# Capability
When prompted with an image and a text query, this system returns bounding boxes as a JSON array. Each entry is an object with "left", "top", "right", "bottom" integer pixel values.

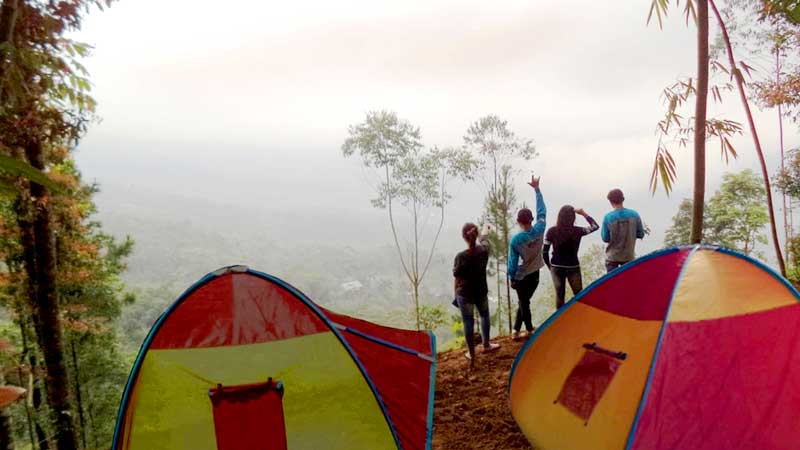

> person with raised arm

[
  {"left": 543, "top": 206, "right": 599, "bottom": 309},
  {"left": 508, "top": 175, "right": 546, "bottom": 340},
  {"left": 453, "top": 222, "right": 500, "bottom": 366}
]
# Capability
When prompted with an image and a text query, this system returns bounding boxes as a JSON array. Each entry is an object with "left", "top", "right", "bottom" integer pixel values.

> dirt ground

[{"left": 432, "top": 336, "right": 534, "bottom": 450}]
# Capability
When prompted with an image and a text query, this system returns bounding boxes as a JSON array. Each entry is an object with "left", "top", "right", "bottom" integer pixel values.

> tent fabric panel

[
  {"left": 509, "top": 302, "right": 661, "bottom": 450},
  {"left": 322, "top": 308, "right": 433, "bottom": 357},
  {"left": 150, "top": 273, "right": 328, "bottom": 349},
  {"left": 579, "top": 248, "right": 690, "bottom": 321},
  {"left": 338, "top": 326, "right": 434, "bottom": 450},
  {"left": 209, "top": 381, "right": 287, "bottom": 450},
  {"left": 630, "top": 303, "right": 800, "bottom": 450},
  {"left": 122, "top": 333, "right": 398, "bottom": 450},
  {"left": 667, "top": 250, "right": 800, "bottom": 322}
]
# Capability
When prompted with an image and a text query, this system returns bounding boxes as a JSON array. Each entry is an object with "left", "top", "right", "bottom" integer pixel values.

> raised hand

[
  {"left": 527, "top": 174, "right": 541, "bottom": 189},
  {"left": 575, "top": 208, "right": 587, "bottom": 216}
]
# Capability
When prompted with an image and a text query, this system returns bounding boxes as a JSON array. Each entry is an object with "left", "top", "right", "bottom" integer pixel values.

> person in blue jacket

[
  {"left": 601, "top": 188, "right": 645, "bottom": 272},
  {"left": 508, "top": 175, "right": 546, "bottom": 340}
]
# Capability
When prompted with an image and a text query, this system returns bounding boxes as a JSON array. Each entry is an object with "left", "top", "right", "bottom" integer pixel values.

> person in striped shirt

[{"left": 543, "top": 206, "right": 599, "bottom": 309}]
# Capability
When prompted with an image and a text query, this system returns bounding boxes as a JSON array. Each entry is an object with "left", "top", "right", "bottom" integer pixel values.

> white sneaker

[{"left": 481, "top": 343, "right": 501, "bottom": 353}]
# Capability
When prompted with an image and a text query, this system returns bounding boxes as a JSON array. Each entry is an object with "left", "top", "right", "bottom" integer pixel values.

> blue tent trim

[
  {"left": 110, "top": 265, "right": 428, "bottom": 450},
  {"left": 426, "top": 330, "right": 437, "bottom": 450}
]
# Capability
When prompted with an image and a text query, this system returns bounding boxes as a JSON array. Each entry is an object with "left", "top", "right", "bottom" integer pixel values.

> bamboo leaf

[{"left": 0, "top": 155, "right": 64, "bottom": 193}]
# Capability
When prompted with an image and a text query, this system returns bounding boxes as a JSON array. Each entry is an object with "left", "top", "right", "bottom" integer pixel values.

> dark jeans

[
  {"left": 512, "top": 271, "right": 539, "bottom": 332},
  {"left": 550, "top": 266, "right": 583, "bottom": 309},
  {"left": 456, "top": 295, "right": 491, "bottom": 357},
  {"left": 605, "top": 260, "right": 630, "bottom": 273}
]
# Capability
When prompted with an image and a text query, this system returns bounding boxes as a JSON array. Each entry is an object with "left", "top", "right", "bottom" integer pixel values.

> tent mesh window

[
  {"left": 555, "top": 343, "right": 625, "bottom": 424},
  {"left": 208, "top": 379, "right": 287, "bottom": 450}
]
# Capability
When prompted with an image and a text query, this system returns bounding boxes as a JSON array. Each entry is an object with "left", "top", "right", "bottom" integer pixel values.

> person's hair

[
  {"left": 607, "top": 188, "right": 625, "bottom": 205},
  {"left": 462, "top": 222, "right": 479, "bottom": 248},
  {"left": 556, "top": 205, "right": 576, "bottom": 229},
  {"left": 516, "top": 208, "right": 533, "bottom": 224},
  {"left": 549, "top": 205, "right": 577, "bottom": 245}
]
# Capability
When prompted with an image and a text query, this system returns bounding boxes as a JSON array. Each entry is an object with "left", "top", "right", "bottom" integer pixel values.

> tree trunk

[
  {"left": 0, "top": 373, "right": 14, "bottom": 450},
  {"left": 69, "top": 341, "right": 87, "bottom": 449},
  {"left": 18, "top": 208, "right": 50, "bottom": 450},
  {"left": 691, "top": 0, "right": 710, "bottom": 244},
  {"left": 21, "top": 141, "right": 79, "bottom": 450},
  {"left": 412, "top": 281, "right": 420, "bottom": 331},
  {"left": 501, "top": 217, "right": 512, "bottom": 335},
  {"left": 709, "top": 0, "right": 787, "bottom": 276},
  {"left": 0, "top": 411, "right": 12, "bottom": 450},
  {"left": 16, "top": 317, "right": 39, "bottom": 450}
]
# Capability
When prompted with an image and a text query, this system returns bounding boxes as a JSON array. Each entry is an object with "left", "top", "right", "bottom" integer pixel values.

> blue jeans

[
  {"left": 456, "top": 295, "right": 491, "bottom": 357},
  {"left": 550, "top": 266, "right": 583, "bottom": 309}
]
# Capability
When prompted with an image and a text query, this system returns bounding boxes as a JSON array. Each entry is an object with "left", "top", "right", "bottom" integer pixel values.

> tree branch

[{"left": 710, "top": 0, "right": 787, "bottom": 275}]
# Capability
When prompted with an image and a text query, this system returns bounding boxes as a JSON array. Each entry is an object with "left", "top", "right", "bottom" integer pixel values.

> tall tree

[
  {"left": 649, "top": 1, "right": 744, "bottom": 247},
  {"left": 463, "top": 115, "right": 535, "bottom": 334},
  {"left": 482, "top": 165, "right": 517, "bottom": 335},
  {"left": 709, "top": 0, "right": 787, "bottom": 274},
  {"left": 0, "top": 2, "right": 114, "bottom": 448},
  {"left": 342, "top": 111, "right": 477, "bottom": 329},
  {"left": 694, "top": 0, "right": 711, "bottom": 244}
]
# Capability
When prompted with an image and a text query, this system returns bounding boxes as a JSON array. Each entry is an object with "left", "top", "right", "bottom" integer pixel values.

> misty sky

[{"left": 72, "top": 0, "right": 800, "bottom": 263}]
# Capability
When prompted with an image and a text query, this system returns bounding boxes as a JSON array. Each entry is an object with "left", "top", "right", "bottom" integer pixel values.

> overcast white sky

[{"left": 72, "top": 0, "right": 800, "bottom": 261}]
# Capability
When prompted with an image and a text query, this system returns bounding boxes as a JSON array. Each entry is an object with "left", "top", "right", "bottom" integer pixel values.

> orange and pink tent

[{"left": 509, "top": 245, "right": 800, "bottom": 450}]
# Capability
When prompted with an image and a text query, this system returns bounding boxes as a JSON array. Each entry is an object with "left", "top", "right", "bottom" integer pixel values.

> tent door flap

[{"left": 208, "top": 378, "right": 287, "bottom": 450}]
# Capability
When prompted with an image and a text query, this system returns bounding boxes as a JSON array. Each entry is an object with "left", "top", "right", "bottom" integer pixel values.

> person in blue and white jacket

[
  {"left": 601, "top": 188, "right": 646, "bottom": 273},
  {"left": 508, "top": 175, "right": 546, "bottom": 340}
]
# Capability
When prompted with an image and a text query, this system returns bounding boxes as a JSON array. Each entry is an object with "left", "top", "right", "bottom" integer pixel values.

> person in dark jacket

[
  {"left": 454, "top": 222, "right": 500, "bottom": 364},
  {"left": 543, "top": 206, "right": 599, "bottom": 309}
]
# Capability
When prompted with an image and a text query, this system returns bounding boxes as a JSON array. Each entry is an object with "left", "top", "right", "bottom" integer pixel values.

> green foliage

[
  {"left": 0, "top": 161, "right": 134, "bottom": 448},
  {"left": 762, "top": 0, "right": 800, "bottom": 23},
  {"left": 341, "top": 110, "right": 422, "bottom": 169},
  {"left": 580, "top": 244, "right": 608, "bottom": 286},
  {"left": 416, "top": 304, "right": 449, "bottom": 332},
  {"left": 664, "top": 169, "right": 768, "bottom": 254},
  {"left": 776, "top": 148, "right": 800, "bottom": 197},
  {"left": 664, "top": 198, "right": 699, "bottom": 247}
]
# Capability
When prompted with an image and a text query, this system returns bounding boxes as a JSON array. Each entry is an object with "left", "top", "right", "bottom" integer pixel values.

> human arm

[
  {"left": 543, "top": 241, "right": 551, "bottom": 269},
  {"left": 507, "top": 239, "right": 519, "bottom": 282},
  {"left": 636, "top": 214, "right": 646, "bottom": 239},
  {"left": 528, "top": 175, "right": 547, "bottom": 236},
  {"left": 575, "top": 209, "right": 599, "bottom": 235},
  {"left": 601, "top": 215, "right": 610, "bottom": 243},
  {"left": 479, "top": 223, "right": 491, "bottom": 252}
]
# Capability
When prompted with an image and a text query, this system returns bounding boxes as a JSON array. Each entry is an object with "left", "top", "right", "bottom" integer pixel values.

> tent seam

[{"left": 623, "top": 244, "right": 699, "bottom": 450}]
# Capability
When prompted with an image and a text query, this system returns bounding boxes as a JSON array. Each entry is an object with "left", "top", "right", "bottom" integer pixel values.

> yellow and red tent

[
  {"left": 112, "top": 266, "right": 436, "bottom": 450},
  {"left": 509, "top": 245, "right": 800, "bottom": 450}
]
